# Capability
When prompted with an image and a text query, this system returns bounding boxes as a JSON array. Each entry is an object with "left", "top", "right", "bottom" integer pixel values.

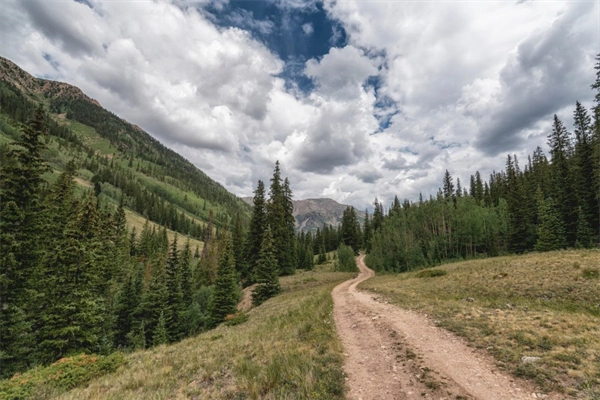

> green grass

[
  {"left": 360, "top": 249, "right": 600, "bottom": 396},
  {"left": 67, "top": 120, "right": 113, "bottom": 155},
  {"left": 0, "top": 353, "right": 125, "bottom": 400},
  {"left": 39, "top": 268, "right": 354, "bottom": 400}
]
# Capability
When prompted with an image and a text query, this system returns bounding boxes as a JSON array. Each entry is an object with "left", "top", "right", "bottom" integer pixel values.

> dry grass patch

[
  {"left": 360, "top": 250, "right": 600, "bottom": 397},
  {"left": 124, "top": 208, "right": 204, "bottom": 252},
  {"left": 52, "top": 270, "right": 354, "bottom": 400}
]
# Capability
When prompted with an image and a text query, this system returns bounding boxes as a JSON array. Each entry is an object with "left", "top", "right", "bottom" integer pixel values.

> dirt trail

[{"left": 332, "top": 255, "right": 558, "bottom": 400}]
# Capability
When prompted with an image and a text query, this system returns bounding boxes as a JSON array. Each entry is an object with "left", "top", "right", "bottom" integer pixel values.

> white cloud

[
  {"left": 302, "top": 22, "right": 314, "bottom": 35},
  {"left": 0, "top": 0, "right": 596, "bottom": 211},
  {"left": 305, "top": 45, "right": 378, "bottom": 99}
]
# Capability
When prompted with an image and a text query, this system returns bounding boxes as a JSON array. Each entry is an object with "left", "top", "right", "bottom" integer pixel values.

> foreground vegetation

[
  {"left": 0, "top": 267, "right": 354, "bottom": 400},
  {"left": 361, "top": 249, "right": 600, "bottom": 398}
]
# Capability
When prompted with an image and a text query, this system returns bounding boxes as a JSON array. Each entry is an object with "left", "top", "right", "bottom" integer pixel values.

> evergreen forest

[{"left": 364, "top": 56, "right": 600, "bottom": 272}]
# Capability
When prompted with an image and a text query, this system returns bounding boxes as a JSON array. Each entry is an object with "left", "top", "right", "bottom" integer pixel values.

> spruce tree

[
  {"left": 153, "top": 310, "right": 169, "bottom": 346},
  {"left": 267, "top": 162, "right": 296, "bottom": 275},
  {"left": 244, "top": 180, "right": 267, "bottom": 282},
  {"left": 547, "top": 115, "right": 577, "bottom": 247},
  {"left": 209, "top": 234, "right": 239, "bottom": 325},
  {"left": 34, "top": 193, "right": 105, "bottom": 364},
  {"left": 252, "top": 227, "right": 281, "bottom": 306},
  {"left": 113, "top": 274, "right": 138, "bottom": 348},
  {"left": 138, "top": 261, "right": 168, "bottom": 346},
  {"left": 363, "top": 210, "right": 372, "bottom": 252},
  {"left": 180, "top": 238, "right": 193, "bottom": 307},
  {"left": 572, "top": 102, "right": 597, "bottom": 246},
  {"left": 165, "top": 234, "right": 184, "bottom": 341},
  {"left": 443, "top": 170, "right": 455, "bottom": 202},
  {"left": 535, "top": 190, "right": 566, "bottom": 252},
  {"left": 575, "top": 206, "right": 595, "bottom": 248},
  {"left": 341, "top": 206, "right": 360, "bottom": 254}
]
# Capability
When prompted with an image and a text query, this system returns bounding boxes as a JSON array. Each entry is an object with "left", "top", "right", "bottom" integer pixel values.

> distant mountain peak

[
  {"left": 242, "top": 196, "right": 364, "bottom": 233},
  {"left": 0, "top": 57, "right": 102, "bottom": 107}
]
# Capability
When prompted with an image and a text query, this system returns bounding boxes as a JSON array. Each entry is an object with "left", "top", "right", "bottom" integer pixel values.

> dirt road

[{"left": 332, "top": 255, "right": 556, "bottom": 400}]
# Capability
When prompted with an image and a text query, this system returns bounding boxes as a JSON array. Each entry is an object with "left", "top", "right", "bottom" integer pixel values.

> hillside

[
  {"left": 0, "top": 266, "right": 355, "bottom": 400},
  {"left": 0, "top": 56, "right": 251, "bottom": 237},
  {"left": 243, "top": 197, "right": 366, "bottom": 232}
]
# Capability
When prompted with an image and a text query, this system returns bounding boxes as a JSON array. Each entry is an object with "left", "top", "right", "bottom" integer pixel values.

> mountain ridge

[
  {"left": 242, "top": 196, "right": 366, "bottom": 232},
  {"left": 0, "top": 56, "right": 251, "bottom": 232}
]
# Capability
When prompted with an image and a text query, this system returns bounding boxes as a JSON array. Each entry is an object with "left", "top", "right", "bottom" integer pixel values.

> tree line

[{"left": 365, "top": 56, "right": 600, "bottom": 272}]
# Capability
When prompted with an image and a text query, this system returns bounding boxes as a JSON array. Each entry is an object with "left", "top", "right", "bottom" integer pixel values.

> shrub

[{"left": 334, "top": 244, "right": 357, "bottom": 272}]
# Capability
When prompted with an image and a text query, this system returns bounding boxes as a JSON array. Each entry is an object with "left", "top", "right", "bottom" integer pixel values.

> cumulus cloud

[
  {"left": 305, "top": 45, "right": 378, "bottom": 99},
  {"left": 0, "top": 0, "right": 596, "bottom": 210},
  {"left": 473, "top": 1, "right": 596, "bottom": 155}
]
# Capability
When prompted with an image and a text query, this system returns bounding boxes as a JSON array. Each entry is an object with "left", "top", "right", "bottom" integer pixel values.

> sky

[{"left": 1, "top": 0, "right": 598, "bottom": 210}]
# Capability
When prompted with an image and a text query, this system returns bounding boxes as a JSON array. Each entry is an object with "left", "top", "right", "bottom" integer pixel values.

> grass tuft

[{"left": 581, "top": 267, "right": 599, "bottom": 280}]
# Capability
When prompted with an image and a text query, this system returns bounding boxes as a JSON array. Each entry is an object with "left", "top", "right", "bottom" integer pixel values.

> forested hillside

[
  {"left": 0, "top": 57, "right": 260, "bottom": 378},
  {"left": 364, "top": 56, "right": 600, "bottom": 272},
  {"left": 0, "top": 56, "right": 251, "bottom": 235},
  {"left": 0, "top": 56, "right": 312, "bottom": 380}
]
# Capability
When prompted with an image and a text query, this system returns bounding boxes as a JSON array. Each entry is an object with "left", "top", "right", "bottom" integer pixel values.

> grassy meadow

[
  {"left": 360, "top": 249, "right": 600, "bottom": 398},
  {"left": 0, "top": 266, "right": 355, "bottom": 400}
]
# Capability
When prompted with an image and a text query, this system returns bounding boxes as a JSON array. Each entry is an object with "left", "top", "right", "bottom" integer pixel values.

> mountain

[
  {"left": 242, "top": 197, "right": 366, "bottom": 232},
  {"left": 0, "top": 57, "right": 251, "bottom": 239}
]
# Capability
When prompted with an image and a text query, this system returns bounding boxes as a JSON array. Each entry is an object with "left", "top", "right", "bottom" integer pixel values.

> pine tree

[
  {"left": 547, "top": 115, "right": 577, "bottom": 246},
  {"left": 138, "top": 261, "right": 168, "bottom": 346},
  {"left": 535, "top": 189, "right": 566, "bottom": 252},
  {"left": 209, "top": 235, "right": 239, "bottom": 326},
  {"left": 244, "top": 181, "right": 267, "bottom": 282},
  {"left": 180, "top": 238, "right": 193, "bottom": 307},
  {"left": 267, "top": 162, "right": 296, "bottom": 275},
  {"left": 113, "top": 274, "right": 139, "bottom": 348},
  {"left": 363, "top": 210, "right": 372, "bottom": 252},
  {"left": 231, "top": 212, "right": 246, "bottom": 276},
  {"left": 252, "top": 227, "right": 281, "bottom": 306},
  {"left": 575, "top": 206, "right": 595, "bottom": 248},
  {"left": 572, "top": 102, "right": 597, "bottom": 246},
  {"left": 341, "top": 206, "right": 360, "bottom": 254},
  {"left": 443, "top": 170, "right": 455, "bottom": 202},
  {"left": 282, "top": 178, "right": 297, "bottom": 271},
  {"left": 303, "top": 241, "right": 314, "bottom": 270},
  {"left": 372, "top": 198, "right": 384, "bottom": 232},
  {"left": 153, "top": 310, "right": 169, "bottom": 346},
  {"left": 165, "top": 234, "right": 184, "bottom": 342},
  {"left": 34, "top": 193, "right": 106, "bottom": 364}
]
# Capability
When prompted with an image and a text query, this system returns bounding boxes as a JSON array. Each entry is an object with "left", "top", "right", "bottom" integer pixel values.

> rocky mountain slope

[{"left": 243, "top": 197, "right": 366, "bottom": 232}]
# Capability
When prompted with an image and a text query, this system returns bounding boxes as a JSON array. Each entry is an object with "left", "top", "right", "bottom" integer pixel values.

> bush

[{"left": 334, "top": 244, "right": 357, "bottom": 272}]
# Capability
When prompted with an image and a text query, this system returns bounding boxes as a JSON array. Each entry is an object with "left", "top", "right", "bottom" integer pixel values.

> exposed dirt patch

[
  {"left": 332, "top": 255, "right": 562, "bottom": 400},
  {"left": 237, "top": 284, "right": 256, "bottom": 312}
]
